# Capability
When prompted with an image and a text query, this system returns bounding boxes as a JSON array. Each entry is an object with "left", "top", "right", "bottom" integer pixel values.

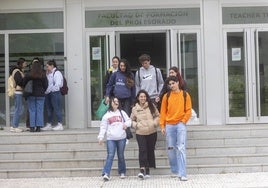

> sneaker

[
  {"left": 120, "top": 173, "right": 126, "bottom": 179},
  {"left": 170, "top": 173, "right": 178, "bottom": 178},
  {"left": 138, "top": 172, "right": 144, "bottom": 179},
  {"left": 41, "top": 123, "right": 52, "bottom": 131},
  {"left": 52, "top": 123, "right": 64, "bottom": 131},
  {"left": 10, "top": 127, "right": 23, "bottom": 133},
  {"left": 180, "top": 176, "right": 188, "bottom": 181},
  {"left": 144, "top": 174, "right": 150, "bottom": 179},
  {"left": 126, "top": 139, "right": 129, "bottom": 145},
  {"left": 103, "top": 174, "right": 110, "bottom": 181},
  {"left": 10, "top": 127, "right": 15, "bottom": 132}
]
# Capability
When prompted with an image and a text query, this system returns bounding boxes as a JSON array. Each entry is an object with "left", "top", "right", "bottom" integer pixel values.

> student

[
  {"left": 158, "top": 66, "right": 186, "bottom": 110},
  {"left": 10, "top": 58, "right": 27, "bottom": 133},
  {"left": 103, "top": 56, "right": 120, "bottom": 96},
  {"left": 97, "top": 97, "right": 131, "bottom": 181},
  {"left": 135, "top": 54, "right": 164, "bottom": 106},
  {"left": 23, "top": 61, "right": 48, "bottom": 132},
  {"left": 159, "top": 76, "right": 192, "bottom": 181},
  {"left": 42, "top": 60, "right": 64, "bottom": 131},
  {"left": 130, "top": 90, "right": 159, "bottom": 179},
  {"left": 105, "top": 59, "right": 135, "bottom": 116}
]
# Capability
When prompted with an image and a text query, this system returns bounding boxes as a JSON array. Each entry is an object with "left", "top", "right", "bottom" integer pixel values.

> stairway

[{"left": 0, "top": 125, "right": 268, "bottom": 178}]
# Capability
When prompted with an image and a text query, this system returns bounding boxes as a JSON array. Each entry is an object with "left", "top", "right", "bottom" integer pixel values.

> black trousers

[{"left": 136, "top": 132, "right": 157, "bottom": 168}]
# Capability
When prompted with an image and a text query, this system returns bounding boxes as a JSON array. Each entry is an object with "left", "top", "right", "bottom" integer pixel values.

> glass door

[
  {"left": 224, "top": 29, "right": 268, "bottom": 123},
  {"left": 0, "top": 34, "right": 5, "bottom": 126},
  {"left": 86, "top": 32, "right": 115, "bottom": 126},
  {"left": 176, "top": 31, "right": 201, "bottom": 124}
]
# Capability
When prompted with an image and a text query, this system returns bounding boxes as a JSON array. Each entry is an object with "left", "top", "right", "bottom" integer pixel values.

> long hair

[
  {"left": 169, "top": 66, "right": 185, "bottom": 90},
  {"left": 29, "top": 61, "right": 44, "bottom": 78},
  {"left": 107, "top": 97, "right": 121, "bottom": 112},
  {"left": 134, "top": 89, "right": 156, "bottom": 115},
  {"left": 119, "top": 59, "right": 133, "bottom": 79}
]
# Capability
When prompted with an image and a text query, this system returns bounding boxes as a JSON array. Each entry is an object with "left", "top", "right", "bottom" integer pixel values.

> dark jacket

[
  {"left": 106, "top": 71, "right": 135, "bottom": 100},
  {"left": 23, "top": 74, "right": 48, "bottom": 97}
]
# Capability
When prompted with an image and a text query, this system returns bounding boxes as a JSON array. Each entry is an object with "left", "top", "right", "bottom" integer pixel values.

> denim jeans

[
  {"left": 12, "top": 93, "right": 23, "bottom": 128},
  {"left": 165, "top": 122, "right": 187, "bottom": 177},
  {"left": 45, "top": 91, "right": 62, "bottom": 123},
  {"left": 102, "top": 138, "right": 126, "bottom": 176},
  {"left": 27, "top": 96, "right": 45, "bottom": 127}
]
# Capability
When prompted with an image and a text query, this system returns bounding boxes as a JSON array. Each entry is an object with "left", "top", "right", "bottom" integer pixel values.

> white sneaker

[
  {"left": 41, "top": 123, "right": 52, "bottom": 131},
  {"left": 138, "top": 172, "right": 144, "bottom": 179},
  {"left": 52, "top": 123, "right": 64, "bottom": 131},
  {"left": 171, "top": 173, "right": 178, "bottom": 178},
  {"left": 10, "top": 127, "right": 23, "bottom": 133},
  {"left": 180, "top": 176, "right": 188, "bottom": 181},
  {"left": 120, "top": 173, "right": 126, "bottom": 179},
  {"left": 145, "top": 174, "right": 150, "bottom": 179},
  {"left": 103, "top": 174, "right": 110, "bottom": 181}
]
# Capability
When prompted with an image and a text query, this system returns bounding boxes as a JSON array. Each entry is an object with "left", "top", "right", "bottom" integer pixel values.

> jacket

[
  {"left": 131, "top": 102, "right": 159, "bottom": 135},
  {"left": 106, "top": 71, "right": 135, "bottom": 99},
  {"left": 23, "top": 74, "right": 48, "bottom": 97}
]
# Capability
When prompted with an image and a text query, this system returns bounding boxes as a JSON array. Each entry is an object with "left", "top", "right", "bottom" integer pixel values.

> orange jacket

[{"left": 159, "top": 90, "right": 192, "bottom": 129}]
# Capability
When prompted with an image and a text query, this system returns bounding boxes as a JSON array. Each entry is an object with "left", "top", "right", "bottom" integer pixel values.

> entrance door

[
  {"left": 87, "top": 32, "right": 115, "bottom": 126},
  {"left": 224, "top": 29, "right": 268, "bottom": 123},
  {"left": 117, "top": 32, "right": 167, "bottom": 78}
]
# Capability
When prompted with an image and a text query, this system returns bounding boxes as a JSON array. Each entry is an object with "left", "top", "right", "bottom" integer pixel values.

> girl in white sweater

[{"left": 98, "top": 97, "right": 131, "bottom": 181}]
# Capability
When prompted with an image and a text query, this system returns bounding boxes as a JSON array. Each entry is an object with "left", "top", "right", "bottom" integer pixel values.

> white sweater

[{"left": 98, "top": 109, "right": 131, "bottom": 141}]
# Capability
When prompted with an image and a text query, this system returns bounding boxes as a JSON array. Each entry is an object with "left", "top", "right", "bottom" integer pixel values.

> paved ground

[{"left": 1, "top": 172, "right": 268, "bottom": 188}]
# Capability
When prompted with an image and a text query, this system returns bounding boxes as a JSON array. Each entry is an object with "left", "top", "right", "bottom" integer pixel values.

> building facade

[{"left": 1, "top": 0, "right": 268, "bottom": 129}]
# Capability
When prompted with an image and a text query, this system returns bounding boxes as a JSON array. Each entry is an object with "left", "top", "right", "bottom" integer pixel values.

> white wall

[
  {"left": 65, "top": 0, "right": 86, "bottom": 128},
  {"left": 202, "top": 0, "right": 225, "bottom": 125}
]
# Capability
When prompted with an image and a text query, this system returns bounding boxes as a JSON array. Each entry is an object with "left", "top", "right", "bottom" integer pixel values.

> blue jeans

[
  {"left": 12, "top": 93, "right": 23, "bottom": 127},
  {"left": 165, "top": 122, "right": 187, "bottom": 177},
  {"left": 45, "top": 91, "right": 62, "bottom": 123},
  {"left": 102, "top": 138, "right": 126, "bottom": 176},
  {"left": 27, "top": 96, "right": 45, "bottom": 127}
]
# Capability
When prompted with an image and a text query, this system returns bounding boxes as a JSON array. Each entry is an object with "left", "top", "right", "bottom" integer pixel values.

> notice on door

[
  {"left": 232, "top": 48, "right": 241, "bottom": 61},
  {"left": 92, "top": 47, "right": 101, "bottom": 60}
]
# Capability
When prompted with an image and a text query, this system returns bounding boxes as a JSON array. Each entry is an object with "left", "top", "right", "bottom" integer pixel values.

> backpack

[
  {"left": 53, "top": 69, "right": 68, "bottom": 95},
  {"left": 7, "top": 69, "right": 22, "bottom": 97}
]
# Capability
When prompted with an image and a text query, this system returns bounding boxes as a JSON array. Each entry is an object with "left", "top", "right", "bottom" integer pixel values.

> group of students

[
  {"left": 98, "top": 54, "right": 192, "bottom": 181},
  {"left": 10, "top": 58, "right": 64, "bottom": 133}
]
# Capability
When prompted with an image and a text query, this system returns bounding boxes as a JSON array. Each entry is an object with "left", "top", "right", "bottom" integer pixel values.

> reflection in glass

[
  {"left": 258, "top": 32, "right": 268, "bottom": 116},
  {"left": 9, "top": 33, "right": 64, "bottom": 126},
  {"left": 179, "top": 33, "right": 199, "bottom": 118},
  {"left": 0, "top": 12, "right": 63, "bottom": 30},
  {"left": 0, "top": 35, "right": 5, "bottom": 126},
  {"left": 227, "top": 32, "right": 246, "bottom": 117},
  {"left": 89, "top": 36, "right": 108, "bottom": 120}
]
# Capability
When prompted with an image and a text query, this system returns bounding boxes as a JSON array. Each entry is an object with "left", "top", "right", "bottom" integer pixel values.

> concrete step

[{"left": 1, "top": 163, "right": 268, "bottom": 179}]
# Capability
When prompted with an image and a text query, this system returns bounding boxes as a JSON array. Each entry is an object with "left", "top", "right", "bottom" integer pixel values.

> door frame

[
  {"left": 223, "top": 27, "right": 268, "bottom": 124},
  {"left": 86, "top": 31, "right": 115, "bottom": 127}
]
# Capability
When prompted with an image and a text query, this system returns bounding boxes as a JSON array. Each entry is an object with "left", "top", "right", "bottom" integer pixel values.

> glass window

[
  {"left": 9, "top": 33, "right": 65, "bottom": 126},
  {"left": 257, "top": 31, "right": 268, "bottom": 116},
  {"left": 0, "top": 12, "right": 63, "bottom": 30},
  {"left": 89, "top": 36, "right": 108, "bottom": 120},
  {"left": 0, "top": 35, "right": 5, "bottom": 126},
  {"left": 180, "top": 33, "right": 199, "bottom": 117},
  {"left": 227, "top": 32, "right": 246, "bottom": 117}
]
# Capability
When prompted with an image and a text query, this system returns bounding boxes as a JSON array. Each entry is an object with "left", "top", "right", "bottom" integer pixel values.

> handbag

[
  {"left": 95, "top": 99, "right": 109, "bottom": 119},
  {"left": 23, "top": 80, "right": 33, "bottom": 98},
  {"left": 119, "top": 110, "right": 133, "bottom": 139}
]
